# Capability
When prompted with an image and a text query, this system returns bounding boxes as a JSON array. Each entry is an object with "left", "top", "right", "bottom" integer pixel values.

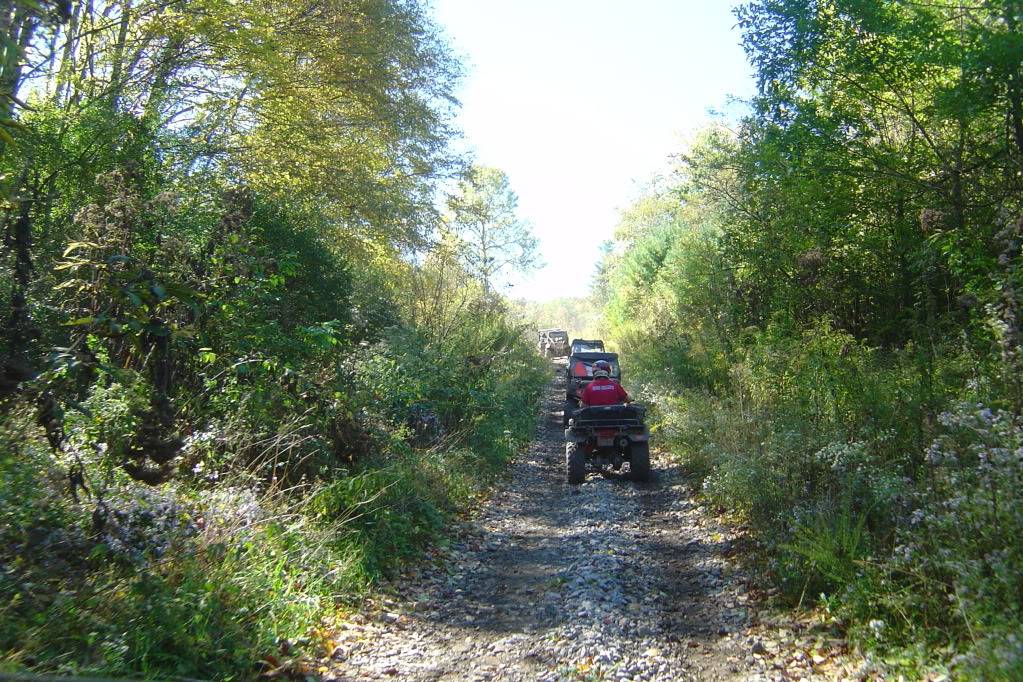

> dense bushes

[
  {"left": 0, "top": 1, "right": 548, "bottom": 678},
  {"left": 610, "top": 306, "right": 1021, "bottom": 674},
  {"left": 0, "top": 316, "right": 546, "bottom": 678},
  {"left": 0, "top": 164, "right": 548, "bottom": 675},
  {"left": 598, "top": 1, "right": 1023, "bottom": 672}
]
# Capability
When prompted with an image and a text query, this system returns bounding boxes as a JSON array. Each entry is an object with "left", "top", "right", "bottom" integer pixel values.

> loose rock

[{"left": 326, "top": 363, "right": 859, "bottom": 681}]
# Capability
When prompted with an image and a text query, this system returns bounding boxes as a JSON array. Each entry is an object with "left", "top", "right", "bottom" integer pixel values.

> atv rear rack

[{"left": 569, "top": 417, "right": 644, "bottom": 429}]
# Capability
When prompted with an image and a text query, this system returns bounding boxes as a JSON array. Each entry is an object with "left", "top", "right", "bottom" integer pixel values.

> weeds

[
  {"left": 624, "top": 319, "right": 1021, "bottom": 676},
  {"left": 0, "top": 329, "right": 546, "bottom": 679}
]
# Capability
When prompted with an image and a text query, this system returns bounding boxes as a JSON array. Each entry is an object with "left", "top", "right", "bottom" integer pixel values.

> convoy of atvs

[{"left": 542, "top": 335, "right": 651, "bottom": 484}]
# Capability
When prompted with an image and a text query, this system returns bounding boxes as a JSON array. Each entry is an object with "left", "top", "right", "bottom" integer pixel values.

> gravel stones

[{"left": 325, "top": 367, "right": 858, "bottom": 681}]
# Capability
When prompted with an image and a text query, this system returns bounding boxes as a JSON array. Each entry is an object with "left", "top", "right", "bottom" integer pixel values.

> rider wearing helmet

[{"left": 580, "top": 360, "right": 629, "bottom": 407}]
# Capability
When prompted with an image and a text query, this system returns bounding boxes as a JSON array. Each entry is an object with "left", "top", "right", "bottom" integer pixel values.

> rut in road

[{"left": 329, "top": 365, "right": 758, "bottom": 681}]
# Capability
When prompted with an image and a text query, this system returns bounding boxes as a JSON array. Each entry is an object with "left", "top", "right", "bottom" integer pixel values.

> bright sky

[{"left": 430, "top": 0, "right": 755, "bottom": 301}]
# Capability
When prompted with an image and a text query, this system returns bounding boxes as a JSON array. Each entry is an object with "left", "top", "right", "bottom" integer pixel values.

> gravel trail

[{"left": 326, "top": 366, "right": 841, "bottom": 681}]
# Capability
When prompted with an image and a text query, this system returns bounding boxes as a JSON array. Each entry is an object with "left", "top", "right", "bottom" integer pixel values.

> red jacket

[{"left": 580, "top": 377, "right": 629, "bottom": 406}]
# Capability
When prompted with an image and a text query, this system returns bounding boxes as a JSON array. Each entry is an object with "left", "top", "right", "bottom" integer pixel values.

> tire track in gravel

[{"left": 327, "top": 364, "right": 760, "bottom": 681}]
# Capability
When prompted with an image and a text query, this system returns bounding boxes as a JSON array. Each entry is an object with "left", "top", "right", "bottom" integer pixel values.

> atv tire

[
  {"left": 566, "top": 442, "right": 585, "bottom": 484},
  {"left": 629, "top": 442, "right": 651, "bottom": 482}
]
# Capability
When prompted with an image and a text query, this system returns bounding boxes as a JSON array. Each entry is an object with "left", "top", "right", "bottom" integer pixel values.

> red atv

[{"left": 564, "top": 403, "right": 650, "bottom": 483}]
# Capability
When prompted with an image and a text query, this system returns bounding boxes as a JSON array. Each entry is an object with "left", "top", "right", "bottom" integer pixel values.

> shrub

[
  {"left": 0, "top": 305, "right": 547, "bottom": 679},
  {"left": 634, "top": 323, "right": 1021, "bottom": 673},
  {"left": 846, "top": 403, "right": 1023, "bottom": 673}
]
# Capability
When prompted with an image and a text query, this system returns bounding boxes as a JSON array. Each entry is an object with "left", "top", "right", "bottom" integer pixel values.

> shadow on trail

[
  {"left": 398, "top": 448, "right": 723, "bottom": 640},
  {"left": 328, "top": 362, "right": 757, "bottom": 682}
]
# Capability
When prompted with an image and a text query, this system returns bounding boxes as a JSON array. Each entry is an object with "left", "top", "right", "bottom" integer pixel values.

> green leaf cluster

[
  {"left": 599, "top": 0, "right": 1023, "bottom": 674},
  {"left": 0, "top": 0, "right": 546, "bottom": 678}
]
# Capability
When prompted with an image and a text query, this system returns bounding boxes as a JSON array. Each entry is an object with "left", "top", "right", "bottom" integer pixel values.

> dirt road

[{"left": 326, "top": 367, "right": 833, "bottom": 681}]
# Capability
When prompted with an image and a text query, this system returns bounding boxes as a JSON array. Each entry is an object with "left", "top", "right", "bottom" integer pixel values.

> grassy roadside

[
  {"left": 0, "top": 349, "right": 549, "bottom": 680},
  {"left": 626, "top": 326, "right": 1023, "bottom": 680}
]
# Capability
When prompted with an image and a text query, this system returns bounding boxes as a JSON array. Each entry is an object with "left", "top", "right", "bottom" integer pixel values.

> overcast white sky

[{"left": 430, "top": 0, "right": 755, "bottom": 301}]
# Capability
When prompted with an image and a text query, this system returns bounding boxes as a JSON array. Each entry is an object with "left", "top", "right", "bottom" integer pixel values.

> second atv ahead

[
  {"left": 570, "top": 338, "right": 605, "bottom": 354},
  {"left": 565, "top": 403, "right": 650, "bottom": 483}
]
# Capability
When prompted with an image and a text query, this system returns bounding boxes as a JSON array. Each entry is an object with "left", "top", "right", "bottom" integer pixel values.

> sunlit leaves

[{"left": 443, "top": 166, "right": 539, "bottom": 293}]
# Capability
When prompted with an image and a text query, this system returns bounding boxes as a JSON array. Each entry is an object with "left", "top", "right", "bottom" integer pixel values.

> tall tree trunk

[
  {"left": 0, "top": 1, "right": 16, "bottom": 96},
  {"left": 5, "top": 171, "right": 35, "bottom": 351},
  {"left": 1003, "top": 3, "right": 1023, "bottom": 161},
  {"left": 108, "top": 0, "right": 132, "bottom": 111},
  {"left": 0, "top": 4, "right": 38, "bottom": 120},
  {"left": 79, "top": 0, "right": 95, "bottom": 101},
  {"left": 142, "top": 36, "right": 184, "bottom": 125},
  {"left": 55, "top": 0, "right": 83, "bottom": 106}
]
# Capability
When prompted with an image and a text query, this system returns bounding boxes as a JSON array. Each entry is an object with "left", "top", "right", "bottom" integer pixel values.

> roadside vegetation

[
  {"left": 5, "top": 0, "right": 1022, "bottom": 679},
  {"left": 0, "top": 1, "right": 544, "bottom": 678},
  {"left": 600, "top": 1, "right": 1023, "bottom": 677}
]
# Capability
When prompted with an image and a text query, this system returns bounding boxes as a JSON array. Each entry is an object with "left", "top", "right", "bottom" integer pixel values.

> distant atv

[
  {"left": 537, "top": 329, "right": 570, "bottom": 358},
  {"left": 570, "top": 338, "right": 605, "bottom": 354},
  {"left": 564, "top": 351, "right": 620, "bottom": 426},
  {"left": 565, "top": 403, "right": 650, "bottom": 483}
]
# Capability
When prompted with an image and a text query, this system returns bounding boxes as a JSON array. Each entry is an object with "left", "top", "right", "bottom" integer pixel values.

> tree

[
  {"left": 0, "top": 0, "right": 465, "bottom": 484},
  {"left": 444, "top": 166, "right": 539, "bottom": 294}
]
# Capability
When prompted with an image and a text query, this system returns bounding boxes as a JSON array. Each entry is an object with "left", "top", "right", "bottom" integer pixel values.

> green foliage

[
  {"left": 783, "top": 497, "right": 872, "bottom": 598},
  {"left": 0, "top": 0, "right": 547, "bottom": 678},
  {"left": 598, "top": 2, "right": 1023, "bottom": 671},
  {"left": 444, "top": 166, "right": 540, "bottom": 294},
  {"left": 0, "top": 477, "right": 340, "bottom": 678},
  {"left": 602, "top": 185, "right": 733, "bottom": 391},
  {"left": 508, "top": 296, "right": 604, "bottom": 342},
  {"left": 0, "top": 321, "right": 545, "bottom": 677}
]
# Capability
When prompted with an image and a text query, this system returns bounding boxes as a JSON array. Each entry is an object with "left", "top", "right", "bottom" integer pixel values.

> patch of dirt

[{"left": 324, "top": 365, "right": 859, "bottom": 681}]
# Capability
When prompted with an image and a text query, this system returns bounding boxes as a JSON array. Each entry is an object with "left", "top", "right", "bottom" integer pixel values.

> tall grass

[
  {"left": 627, "top": 321, "right": 1022, "bottom": 677},
  {"left": 0, "top": 345, "right": 547, "bottom": 679}
]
